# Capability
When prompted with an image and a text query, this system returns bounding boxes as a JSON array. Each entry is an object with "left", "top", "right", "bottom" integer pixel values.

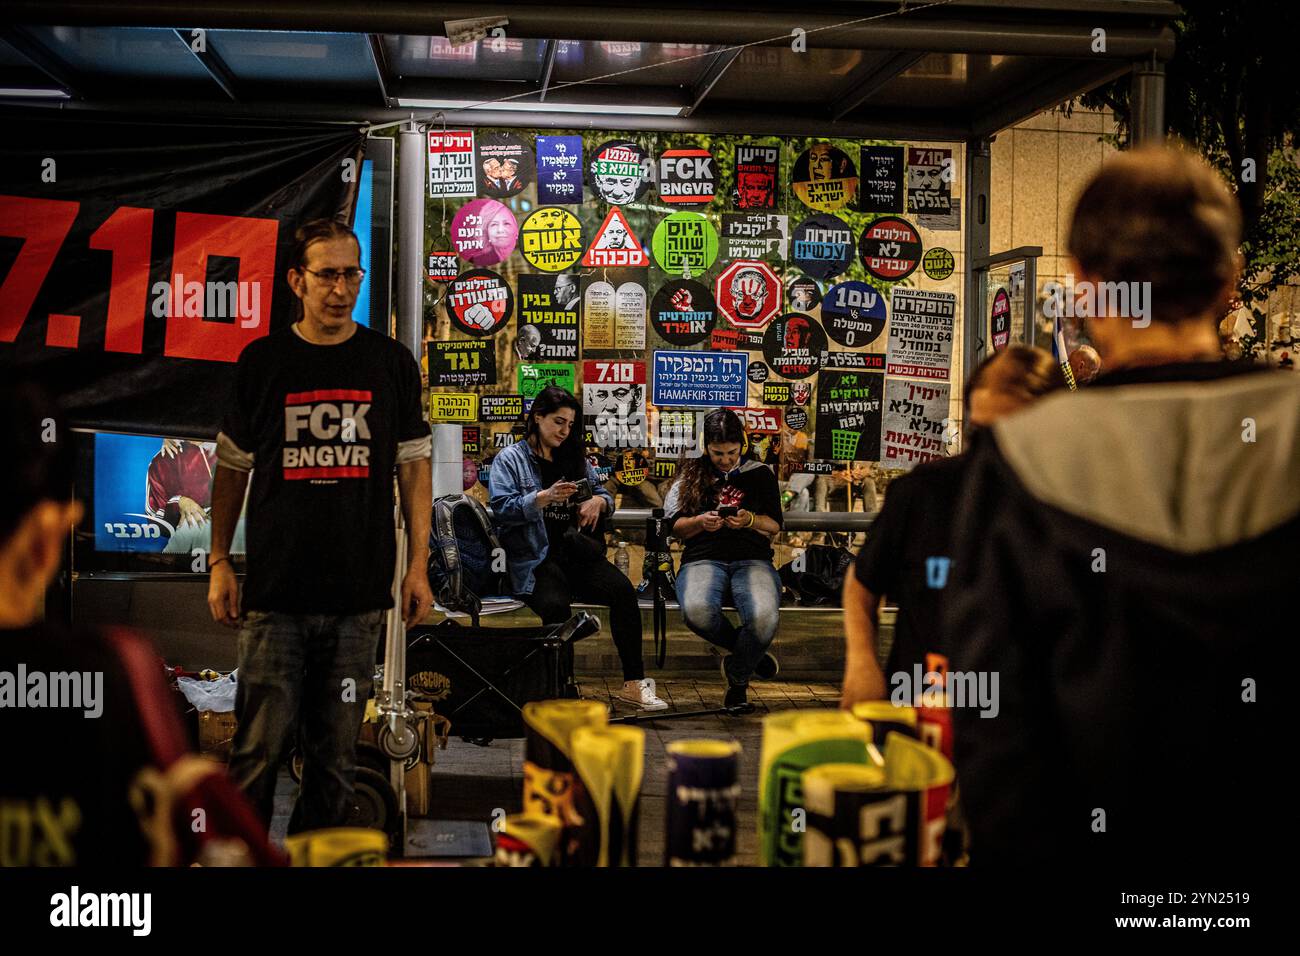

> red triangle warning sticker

[{"left": 582, "top": 207, "right": 649, "bottom": 268}]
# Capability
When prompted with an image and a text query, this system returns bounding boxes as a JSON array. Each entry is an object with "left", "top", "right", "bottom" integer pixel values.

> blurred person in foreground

[
  {"left": 944, "top": 147, "right": 1293, "bottom": 868},
  {"left": 840, "top": 346, "right": 1066, "bottom": 708},
  {"left": 0, "top": 379, "right": 280, "bottom": 866}
]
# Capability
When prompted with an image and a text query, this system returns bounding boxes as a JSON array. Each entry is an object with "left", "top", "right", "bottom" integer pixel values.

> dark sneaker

[
  {"left": 753, "top": 652, "right": 780, "bottom": 681},
  {"left": 721, "top": 652, "right": 780, "bottom": 684},
  {"left": 724, "top": 682, "right": 753, "bottom": 712}
]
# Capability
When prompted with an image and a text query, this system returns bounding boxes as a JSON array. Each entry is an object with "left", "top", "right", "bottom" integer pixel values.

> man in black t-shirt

[
  {"left": 208, "top": 219, "right": 432, "bottom": 830},
  {"left": 841, "top": 347, "right": 1065, "bottom": 709}
]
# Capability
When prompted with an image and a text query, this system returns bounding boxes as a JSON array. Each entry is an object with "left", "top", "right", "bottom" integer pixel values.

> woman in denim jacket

[{"left": 489, "top": 386, "right": 666, "bottom": 711}]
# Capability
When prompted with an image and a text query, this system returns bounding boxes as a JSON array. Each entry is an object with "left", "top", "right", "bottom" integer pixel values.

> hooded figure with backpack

[{"left": 488, "top": 386, "right": 667, "bottom": 711}]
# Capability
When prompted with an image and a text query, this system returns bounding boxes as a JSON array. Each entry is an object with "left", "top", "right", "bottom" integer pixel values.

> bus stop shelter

[
  {"left": 0, "top": 0, "right": 1181, "bottom": 854},
  {"left": 3, "top": 0, "right": 1178, "bottom": 374}
]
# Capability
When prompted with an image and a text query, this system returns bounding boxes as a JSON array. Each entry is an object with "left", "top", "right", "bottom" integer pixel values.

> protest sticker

[
  {"left": 785, "top": 406, "right": 808, "bottom": 431},
  {"left": 887, "top": 289, "right": 956, "bottom": 380},
  {"left": 517, "top": 274, "right": 580, "bottom": 362},
  {"left": 518, "top": 363, "right": 575, "bottom": 401},
  {"left": 481, "top": 394, "right": 525, "bottom": 423},
  {"left": 991, "top": 287, "right": 1011, "bottom": 352},
  {"left": 652, "top": 459, "right": 678, "bottom": 480},
  {"left": 792, "top": 143, "right": 858, "bottom": 212},
  {"left": 763, "top": 381, "right": 792, "bottom": 405},
  {"left": 792, "top": 215, "right": 853, "bottom": 281},
  {"left": 583, "top": 279, "right": 616, "bottom": 350},
  {"left": 730, "top": 406, "right": 782, "bottom": 434},
  {"left": 881, "top": 379, "right": 951, "bottom": 470},
  {"left": 427, "top": 340, "right": 497, "bottom": 388},
  {"left": 582, "top": 278, "right": 646, "bottom": 351},
  {"left": 907, "top": 147, "right": 956, "bottom": 229},
  {"left": 452, "top": 199, "right": 517, "bottom": 267},
  {"left": 652, "top": 212, "right": 719, "bottom": 279},
  {"left": 821, "top": 280, "right": 887, "bottom": 348},
  {"left": 732, "top": 143, "right": 779, "bottom": 209},
  {"left": 820, "top": 351, "right": 885, "bottom": 371},
  {"left": 588, "top": 139, "right": 653, "bottom": 205},
  {"left": 462, "top": 426, "right": 481, "bottom": 456},
  {"left": 859, "top": 145, "right": 905, "bottom": 213},
  {"left": 446, "top": 269, "right": 513, "bottom": 337},
  {"left": 653, "top": 409, "right": 700, "bottom": 455},
  {"left": 748, "top": 362, "right": 770, "bottom": 384},
  {"left": 652, "top": 350, "right": 748, "bottom": 407},
  {"left": 587, "top": 452, "right": 614, "bottom": 483},
  {"left": 859, "top": 216, "right": 922, "bottom": 282},
  {"left": 786, "top": 274, "right": 823, "bottom": 313},
  {"left": 614, "top": 448, "right": 650, "bottom": 485},
  {"left": 428, "top": 252, "right": 459, "bottom": 283},
  {"left": 790, "top": 381, "right": 812, "bottom": 406},
  {"left": 651, "top": 280, "right": 716, "bottom": 346},
  {"left": 476, "top": 131, "right": 533, "bottom": 199},
  {"left": 715, "top": 260, "right": 781, "bottom": 331},
  {"left": 658, "top": 147, "right": 718, "bottom": 207},
  {"left": 428, "top": 129, "right": 475, "bottom": 198},
  {"left": 583, "top": 207, "right": 649, "bottom": 267},
  {"left": 616, "top": 280, "right": 647, "bottom": 350},
  {"left": 536, "top": 135, "right": 584, "bottom": 204},
  {"left": 711, "top": 328, "right": 742, "bottom": 351},
  {"left": 584, "top": 361, "right": 647, "bottom": 448},
  {"left": 430, "top": 392, "right": 479, "bottom": 423},
  {"left": 763, "top": 313, "right": 827, "bottom": 380},
  {"left": 923, "top": 247, "right": 955, "bottom": 281},
  {"left": 721, "top": 213, "right": 788, "bottom": 262},
  {"left": 519, "top": 207, "right": 583, "bottom": 272},
  {"left": 814, "top": 370, "right": 884, "bottom": 462},
  {"left": 793, "top": 459, "right": 834, "bottom": 475}
]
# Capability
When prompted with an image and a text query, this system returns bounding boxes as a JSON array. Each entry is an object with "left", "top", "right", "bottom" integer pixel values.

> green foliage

[{"left": 1077, "top": 0, "right": 1300, "bottom": 326}]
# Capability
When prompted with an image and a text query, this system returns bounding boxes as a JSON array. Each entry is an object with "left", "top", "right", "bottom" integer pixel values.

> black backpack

[
  {"left": 778, "top": 541, "right": 854, "bottom": 607},
  {"left": 427, "top": 494, "right": 507, "bottom": 625}
]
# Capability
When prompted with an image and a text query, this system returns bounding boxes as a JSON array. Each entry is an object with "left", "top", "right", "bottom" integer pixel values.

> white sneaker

[{"left": 617, "top": 678, "right": 668, "bottom": 711}]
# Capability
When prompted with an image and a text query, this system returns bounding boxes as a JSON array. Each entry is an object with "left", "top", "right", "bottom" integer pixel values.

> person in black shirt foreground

[
  {"left": 840, "top": 346, "right": 1066, "bottom": 707},
  {"left": 208, "top": 218, "right": 433, "bottom": 830},
  {"left": 665, "top": 409, "right": 784, "bottom": 711},
  {"left": 945, "top": 147, "right": 1291, "bottom": 868},
  {"left": 0, "top": 379, "right": 280, "bottom": 866}
]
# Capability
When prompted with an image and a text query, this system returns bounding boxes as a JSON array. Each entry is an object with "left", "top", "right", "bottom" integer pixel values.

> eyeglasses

[{"left": 303, "top": 267, "right": 366, "bottom": 286}]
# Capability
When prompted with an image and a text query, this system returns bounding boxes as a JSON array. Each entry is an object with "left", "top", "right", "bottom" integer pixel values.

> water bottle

[{"left": 615, "top": 541, "right": 630, "bottom": 579}]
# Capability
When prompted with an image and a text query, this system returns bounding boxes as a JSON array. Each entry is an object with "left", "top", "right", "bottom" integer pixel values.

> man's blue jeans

[
  {"left": 228, "top": 609, "right": 383, "bottom": 832},
  {"left": 676, "top": 559, "right": 782, "bottom": 685}
]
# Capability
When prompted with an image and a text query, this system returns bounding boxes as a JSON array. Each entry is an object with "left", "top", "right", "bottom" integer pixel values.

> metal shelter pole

[
  {"left": 377, "top": 120, "right": 428, "bottom": 849},
  {"left": 1130, "top": 58, "right": 1167, "bottom": 146},
  {"left": 962, "top": 136, "right": 993, "bottom": 435}
]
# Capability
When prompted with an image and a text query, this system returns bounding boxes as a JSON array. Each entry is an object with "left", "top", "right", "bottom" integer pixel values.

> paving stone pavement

[
  {"left": 270, "top": 675, "right": 843, "bottom": 865},
  {"left": 423, "top": 675, "right": 842, "bottom": 866}
]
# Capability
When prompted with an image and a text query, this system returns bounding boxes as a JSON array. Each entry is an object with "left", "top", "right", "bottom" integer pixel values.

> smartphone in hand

[{"left": 717, "top": 505, "right": 738, "bottom": 518}]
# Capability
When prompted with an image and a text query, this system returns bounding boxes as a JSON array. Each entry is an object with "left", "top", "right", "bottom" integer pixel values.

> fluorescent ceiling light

[
  {"left": 0, "top": 88, "right": 70, "bottom": 99},
  {"left": 396, "top": 97, "right": 684, "bottom": 117}
]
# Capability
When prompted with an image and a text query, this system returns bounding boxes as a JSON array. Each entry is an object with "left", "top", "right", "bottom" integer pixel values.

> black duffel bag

[{"left": 778, "top": 542, "right": 854, "bottom": 607}]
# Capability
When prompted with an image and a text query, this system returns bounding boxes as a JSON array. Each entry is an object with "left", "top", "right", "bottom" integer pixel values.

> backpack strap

[{"left": 430, "top": 495, "right": 464, "bottom": 608}]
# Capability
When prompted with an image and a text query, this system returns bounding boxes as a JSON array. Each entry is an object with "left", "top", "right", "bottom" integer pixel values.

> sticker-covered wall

[{"left": 420, "top": 130, "right": 966, "bottom": 496}]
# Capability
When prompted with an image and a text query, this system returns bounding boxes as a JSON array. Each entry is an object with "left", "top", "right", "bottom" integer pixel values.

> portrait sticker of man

[
  {"left": 476, "top": 132, "right": 533, "bottom": 199},
  {"left": 792, "top": 142, "right": 859, "bottom": 212},
  {"left": 587, "top": 140, "right": 652, "bottom": 206}
]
